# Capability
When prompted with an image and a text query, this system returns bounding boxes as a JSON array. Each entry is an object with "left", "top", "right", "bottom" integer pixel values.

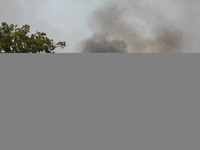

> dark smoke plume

[
  {"left": 81, "top": 33, "right": 127, "bottom": 53},
  {"left": 80, "top": 0, "right": 199, "bottom": 53}
]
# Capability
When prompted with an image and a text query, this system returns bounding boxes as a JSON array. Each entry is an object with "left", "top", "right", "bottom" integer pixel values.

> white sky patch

[{"left": 0, "top": 0, "right": 101, "bottom": 52}]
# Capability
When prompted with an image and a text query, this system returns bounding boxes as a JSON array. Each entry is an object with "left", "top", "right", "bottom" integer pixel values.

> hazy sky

[
  {"left": 1, "top": 0, "right": 200, "bottom": 53},
  {"left": 1, "top": 0, "right": 101, "bottom": 53}
]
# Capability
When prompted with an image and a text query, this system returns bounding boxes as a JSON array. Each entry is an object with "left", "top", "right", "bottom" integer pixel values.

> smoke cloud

[
  {"left": 80, "top": 0, "right": 200, "bottom": 53},
  {"left": 1, "top": 0, "right": 200, "bottom": 53},
  {"left": 81, "top": 33, "right": 127, "bottom": 53}
]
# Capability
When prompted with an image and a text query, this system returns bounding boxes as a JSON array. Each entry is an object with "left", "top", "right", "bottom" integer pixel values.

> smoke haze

[
  {"left": 1, "top": 0, "right": 200, "bottom": 53},
  {"left": 80, "top": 0, "right": 200, "bottom": 53}
]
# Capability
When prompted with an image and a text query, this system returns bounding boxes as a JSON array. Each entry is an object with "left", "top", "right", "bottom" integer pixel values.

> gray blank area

[{"left": 0, "top": 54, "right": 199, "bottom": 150}]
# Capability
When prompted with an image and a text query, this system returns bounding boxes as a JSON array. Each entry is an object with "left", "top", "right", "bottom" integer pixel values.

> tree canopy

[{"left": 0, "top": 22, "right": 66, "bottom": 53}]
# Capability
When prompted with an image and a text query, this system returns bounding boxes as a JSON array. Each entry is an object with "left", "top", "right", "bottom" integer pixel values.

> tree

[{"left": 0, "top": 22, "right": 66, "bottom": 53}]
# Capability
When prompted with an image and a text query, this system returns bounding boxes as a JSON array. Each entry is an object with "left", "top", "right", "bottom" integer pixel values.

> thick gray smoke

[
  {"left": 80, "top": 0, "right": 200, "bottom": 53},
  {"left": 81, "top": 33, "right": 127, "bottom": 53}
]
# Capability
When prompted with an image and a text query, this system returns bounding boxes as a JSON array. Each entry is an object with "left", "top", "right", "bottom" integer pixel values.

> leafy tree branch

[{"left": 0, "top": 22, "right": 66, "bottom": 53}]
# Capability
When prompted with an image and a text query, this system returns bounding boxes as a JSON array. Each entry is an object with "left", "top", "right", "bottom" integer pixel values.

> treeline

[{"left": 0, "top": 22, "right": 66, "bottom": 53}]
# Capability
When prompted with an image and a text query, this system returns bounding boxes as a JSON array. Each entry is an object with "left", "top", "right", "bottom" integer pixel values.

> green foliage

[{"left": 0, "top": 22, "right": 66, "bottom": 53}]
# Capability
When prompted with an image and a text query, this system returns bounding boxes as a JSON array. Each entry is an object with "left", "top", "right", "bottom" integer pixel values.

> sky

[
  {"left": 0, "top": 0, "right": 101, "bottom": 53},
  {"left": 1, "top": 0, "right": 200, "bottom": 53}
]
